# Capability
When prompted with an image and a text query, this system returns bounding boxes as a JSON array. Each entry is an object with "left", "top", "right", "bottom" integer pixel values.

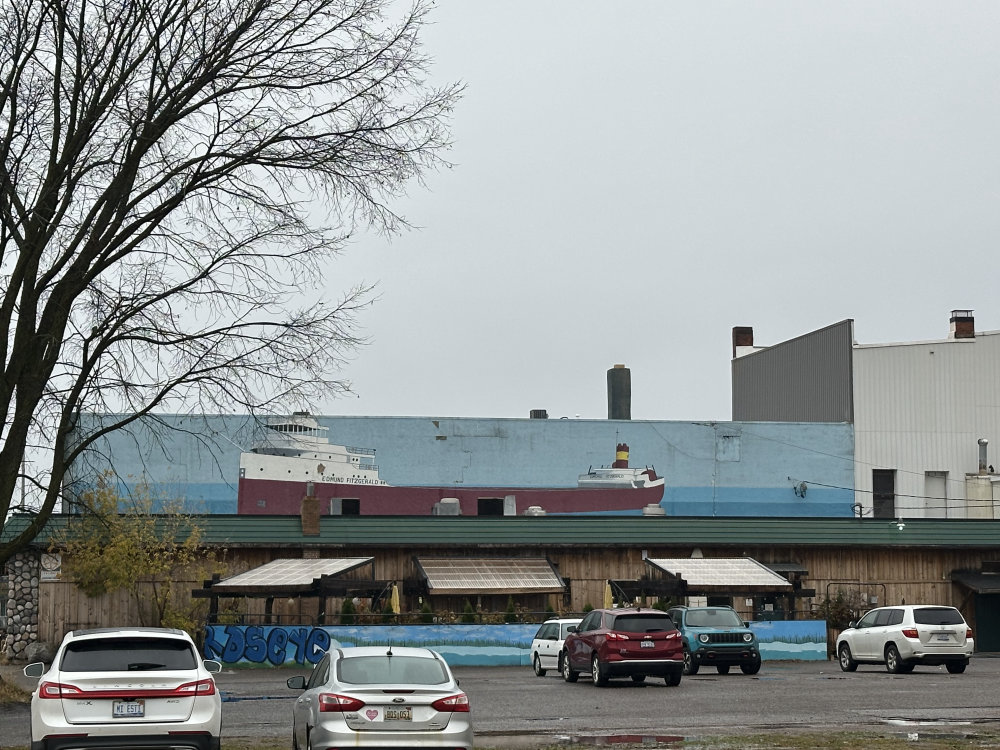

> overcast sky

[{"left": 320, "top": 1, "right": 1000, "bottom": 422}]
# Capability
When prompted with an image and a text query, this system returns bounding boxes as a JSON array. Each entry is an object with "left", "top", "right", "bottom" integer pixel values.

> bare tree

[{"left": 0, "top": 0, "right": 461, "bottom": 562}]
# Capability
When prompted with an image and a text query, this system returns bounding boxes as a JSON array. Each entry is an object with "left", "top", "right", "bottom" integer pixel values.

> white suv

[
  {"left": 23, "top": 627, "right": 223, "bottom": 750},
  {"left": 836, "top": 605, "right": 974, "bottom": 674}
]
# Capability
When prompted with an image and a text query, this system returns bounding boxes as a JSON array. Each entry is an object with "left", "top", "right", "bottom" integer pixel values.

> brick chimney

[
  {"left": 301, "top": 482, "right": 320, "bottom": 536},
  {"left": 732, "top": 326, "right": 754, "bottom": 358},
  {"left": 949, "top": 310, "right": 975, "bottom": 339}
]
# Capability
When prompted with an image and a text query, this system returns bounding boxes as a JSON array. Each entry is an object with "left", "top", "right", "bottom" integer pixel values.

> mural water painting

[{"left": 204, "top": 621, "right": 828, "bottom": 667}]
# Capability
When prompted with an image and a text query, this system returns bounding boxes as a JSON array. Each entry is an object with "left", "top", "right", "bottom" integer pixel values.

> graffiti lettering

[{"left": 204, "top": 625, "right": 332, "bottom": 665}]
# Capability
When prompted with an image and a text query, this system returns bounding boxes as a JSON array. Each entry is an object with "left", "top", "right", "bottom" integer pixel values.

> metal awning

[
  {"left": 204, "top": 557, "right": 375, "bottom": 596},
  {"left": 952, "top": 571, "right": 1000, "bottom": 594},
  {"left": 645, "top": 557, "right": 793, "bottom": 594},
  {"left": 415, "top": 557, "right": 566, "bottom": 595}
]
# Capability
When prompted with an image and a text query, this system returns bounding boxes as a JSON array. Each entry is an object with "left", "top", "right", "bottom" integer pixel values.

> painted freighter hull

[{"left": 236, "top": 477, "right": 664, "bottom": 516}]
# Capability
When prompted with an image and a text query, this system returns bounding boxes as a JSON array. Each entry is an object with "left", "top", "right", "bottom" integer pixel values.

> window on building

[{"left": 873, "top": 469, "right": 896, "bottom": 519}]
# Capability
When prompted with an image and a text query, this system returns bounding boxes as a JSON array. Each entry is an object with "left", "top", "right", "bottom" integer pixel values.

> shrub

[
  {"left": 340, "top": 597, "right": 357, "bottom": 625},
  {"left": 503, "top": 596, "right": 517, "bottom": 623}
]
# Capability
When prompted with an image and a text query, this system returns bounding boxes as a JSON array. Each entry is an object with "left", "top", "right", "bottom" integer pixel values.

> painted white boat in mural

[{"left": 238, "top": 413, "right": 665, "bottom": 515}]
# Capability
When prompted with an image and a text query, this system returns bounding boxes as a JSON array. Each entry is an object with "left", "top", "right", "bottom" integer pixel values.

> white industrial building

[{"left": 732, "top": 310, "right": 1000, "bottom": 519}]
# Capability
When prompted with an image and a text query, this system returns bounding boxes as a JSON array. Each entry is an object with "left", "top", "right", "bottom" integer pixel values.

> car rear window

[
  {"left": 913, "top": 607, "right": 965, "bottom": 626},
  {"left": 338, "top": 655, "right": 448, "bottom": 685},
  {"left": 61, "top": 637, "right": 197, "bottom": 672},
  {"left": 611, "top": 614, "right": 675, "bottom": 633}
]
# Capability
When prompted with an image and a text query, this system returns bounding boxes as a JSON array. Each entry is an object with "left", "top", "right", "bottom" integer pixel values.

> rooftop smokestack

[
  {"left": 979, "top": 438, "right": 989, "bottom": 475},
  {"left": 732, "top": 326, "right": 754, "bottom": 358},
  {"left": 950, "top": 310, "right": 975, "bottom": 339},
  {"left": 607, "top": 364, "right": 631, "bottom": 420}
]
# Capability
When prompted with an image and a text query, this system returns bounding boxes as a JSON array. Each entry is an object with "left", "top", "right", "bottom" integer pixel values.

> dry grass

[{"left": 0, "top": 676, "right": 31, "bottom": 704}]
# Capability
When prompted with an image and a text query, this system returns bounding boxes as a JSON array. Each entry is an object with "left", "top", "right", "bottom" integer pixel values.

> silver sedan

[{"left": 287, "top": 645, "right": 473, "bottom": 750}]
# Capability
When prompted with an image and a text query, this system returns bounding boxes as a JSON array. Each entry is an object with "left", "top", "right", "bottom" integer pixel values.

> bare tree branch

[{"left": 0, "top": 0, "right": 462, "bottom": 562}]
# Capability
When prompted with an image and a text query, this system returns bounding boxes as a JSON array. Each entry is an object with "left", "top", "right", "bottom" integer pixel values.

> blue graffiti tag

[{"left": 204, "top": 625, "right": 332, "bottom": 665}]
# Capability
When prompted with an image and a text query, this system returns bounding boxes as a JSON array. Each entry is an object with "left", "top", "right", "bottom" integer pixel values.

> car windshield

[
  {"left": 685, "top": 609, "right": 744, "bottom": 628},
  {"left": 338, "top": 655, "right": 448, "bottom": 685},
  {"left": 913, "top": 607, "right": 965, "bottom": 626},
  {"left": 611, "top": 614, "right": 674, "bottom": 633},
  {"left": 61, "top": 638, "right": 197, "bottom": 672}
]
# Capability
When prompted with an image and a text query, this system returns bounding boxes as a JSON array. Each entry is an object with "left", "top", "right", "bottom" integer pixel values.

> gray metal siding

[{"left": 732, "top": 320, "right": 854, "bottom": 422}]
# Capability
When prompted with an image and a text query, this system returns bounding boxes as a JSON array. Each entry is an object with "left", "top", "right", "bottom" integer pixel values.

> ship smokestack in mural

[
  {"left": 607, "top": 364, "right": 631, "bottom": 420},
  {"left": 612, "top": 443, "right": 630, "bottom": 469}
]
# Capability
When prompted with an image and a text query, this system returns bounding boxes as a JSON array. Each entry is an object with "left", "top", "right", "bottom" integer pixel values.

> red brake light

[
  {"left": 318, "top": 693, "right": 366, "bottom": 712},
  {"left": 901, "top": 628, "right": 918, "bottom": 638},
  {"left": 175, "top": 679, "right": 217, "bottom": 696},
  {"left": 431, "top": 693, "right": 470, "bottom": 712},
  {"left": 967, "top": 628, "right": 973, "bottom": 639},
  {"left": 38, "top": 682, "right": 85, "bottom": 699},
  {"left": 606, "top": 632, "right": 630, "bottom": 641}
]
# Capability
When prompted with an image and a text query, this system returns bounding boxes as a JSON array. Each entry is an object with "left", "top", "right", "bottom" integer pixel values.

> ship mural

[{"left": 237, "top": 413, "right": 665, "bottom": 516}]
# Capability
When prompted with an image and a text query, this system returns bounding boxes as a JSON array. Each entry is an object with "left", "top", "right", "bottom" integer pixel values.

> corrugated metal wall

[
  {"left": 853, "top": 331, "right": 1000, "bottom": 517},
  {"left": 731, "top": 320, "right": 855, "bottom": 422}
]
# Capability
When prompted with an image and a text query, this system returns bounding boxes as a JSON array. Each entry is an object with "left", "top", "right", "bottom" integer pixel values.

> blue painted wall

[
  {"left": 72, "top": 414, "right": 855, "bottom": 517},
  {"left": 203, "top": 622, "right": 828, "bottom": 667}
]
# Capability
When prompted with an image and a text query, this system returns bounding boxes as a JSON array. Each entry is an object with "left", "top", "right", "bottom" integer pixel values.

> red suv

[{"left": 561, "top": 607, "right": 683, "bottom": 686}]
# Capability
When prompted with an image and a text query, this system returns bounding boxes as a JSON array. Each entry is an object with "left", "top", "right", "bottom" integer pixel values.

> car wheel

[
  {"left": 838, "top": 643, "right": 858, "bottom": 672},
  {"left": 664, "top": 669, "right": 682, "bottom": 687},
  {"left": 562, "top": 652, "right": 578, "bottom": 682},
  {"left": 716, "top": 665, "right": 731, "bottom": 675},
  {"left": 741, "top": 655, "right": 762, "bottom": 675},
  {"left": 591, "top": 653, "right": 609, "bottom": 687},
  {"left": 533, "top": 653, "right": 546, "bottom": 677},
  {"left": 682, "top": 645, "right": 699, "bottom": 675},
  {"left": 630, "top": 674, "right": 646, "bottom": 683},
  {"left": 946, "top": 662, "right": 967, "bottom": 674},
  {"left": 885, "top": 644, "right": 907, "bottom": 674}
]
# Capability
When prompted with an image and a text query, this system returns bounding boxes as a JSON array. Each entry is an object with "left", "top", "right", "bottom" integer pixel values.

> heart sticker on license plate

[{"left": 365, "top": 709, "right": 379, "bottom": 720}]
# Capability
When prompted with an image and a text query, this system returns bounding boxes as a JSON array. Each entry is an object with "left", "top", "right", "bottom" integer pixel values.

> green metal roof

[{"left": 7, "top": 514, "right": 1000, "bottom": 549}]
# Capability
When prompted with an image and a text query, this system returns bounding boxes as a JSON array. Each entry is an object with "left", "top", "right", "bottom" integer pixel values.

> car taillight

[
  {"left": 38, "top": 682, "right": 85, "bottom": 699},
  {"left": 175, "top": 679, "right": 217, "bottom": 696},
  {"left": 966, "top": 628, "right": 973, "bottom": 639},
  {"left": 606, "top": 632, "right": 630, "bottom": 641},
  {"left": 318, "top": 693, "right": 366, "bottom": 712},
  {"left": 431, "top": 693, "right": 470, "bottom": 712},
  {"left": 901, "top": 628, "right": 918, "bottom": 638}
]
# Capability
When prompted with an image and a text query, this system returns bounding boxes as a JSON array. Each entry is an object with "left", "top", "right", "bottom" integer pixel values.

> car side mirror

[
  {"left": 566, "top": 626, "right": 577, "bottom": 633},
  {"left": 744, "top": 621, "right": 750, "bottom": 628},
  {"left": 203, "top": 659, "right": 223, "bottom": 674},
  {"left": 846, "top": 621, "right": 856, "bottom": 629},
  {"left": 23, "top": 662, "right": 45, "bottom": 679},
  {"left": 286, "top": 675, "right": 307, "bottom": 690}
]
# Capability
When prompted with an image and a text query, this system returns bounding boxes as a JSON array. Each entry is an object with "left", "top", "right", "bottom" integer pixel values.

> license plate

[
  {"left": 384, "top": 707, "right": 412, "bottom": 721},
  {"left": 113, "top": 700, "right": 144, "bottom": 718},
  {"left": 640, "top": 640, "right": 655, "bottom": 648},
  {"left": 936, "top": 635, "right": 951, "bottom": 641}
]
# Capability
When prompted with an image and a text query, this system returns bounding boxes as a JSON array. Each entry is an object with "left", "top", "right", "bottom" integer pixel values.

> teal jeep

[{"left": 667, "top": 605, "right": 762, "bottom": 675}]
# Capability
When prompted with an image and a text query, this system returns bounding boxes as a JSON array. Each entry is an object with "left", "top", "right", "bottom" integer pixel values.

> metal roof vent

[{"left": 523, "top": 505, "right": 547, "bottom": 516}]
